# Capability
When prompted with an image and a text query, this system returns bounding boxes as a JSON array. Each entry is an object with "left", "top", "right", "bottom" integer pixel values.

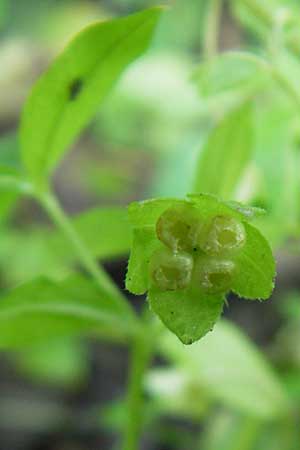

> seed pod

[
  {"left": 156, "top": 205, "right": 202, "bottom": 253},
  {"left": 149, "top": 248, "right": 193, "bottom": 291},
  {"left": 200, "top": 215, "right": 246, "bottom": 256},
  {"left": 195, "top": 257, "right": 235, "bottom": 294}
]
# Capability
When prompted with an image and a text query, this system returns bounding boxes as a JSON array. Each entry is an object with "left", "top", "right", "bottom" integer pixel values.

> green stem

[
  {"left": 39, "top": 189, "right": 137, "bottom": 322},
  {"left": 122, "top": 312, "right": 153, "bottom": 450},
  {"left": 203, "top": 0, "right": 222, "bottom": 59}
]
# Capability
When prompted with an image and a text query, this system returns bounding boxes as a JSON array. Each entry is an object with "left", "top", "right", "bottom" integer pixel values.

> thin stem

[
  {"left": 122, "top": 310, "right": 153, "bottom": 450},
  {"left": 203, "top": 0, "right": 222, "bottom": 59},
  {"left": 39, "top": 189, "right": 137, "bottom": 322}
]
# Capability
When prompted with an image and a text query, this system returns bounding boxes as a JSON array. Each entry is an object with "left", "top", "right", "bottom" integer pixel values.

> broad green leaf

[
  {"left": 149, "top": 285, "right": 224, "bottom": 345},
  {"left": 0, "top": 206, "right": 132, "bottom": 284},
  {"left": 159, "top": 320, "right": 289, "bottom": 419},
  {"left": 232, "top": 222, "right": 275, "bottom": 299},
  {"left": 193, "top": 51, "right": 268, "bottom": 98},
  {"left": 193, "top": 104, "right": 254, "bottom": 200},
  {"left": 20, "top": 7, "right": 163, "bottom": 182},
  {"left": 0, "top": 274, "right": 137, "bottom": 348}
]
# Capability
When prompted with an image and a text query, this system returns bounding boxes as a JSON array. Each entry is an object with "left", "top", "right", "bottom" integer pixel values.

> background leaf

[
  {"left": 159, "top": 320, "right": 289, "bottom": 419},
  {"left": 193, "top": 104, "right": 254, "bottom": 200},
  {"left": 0, "top": 274, "right": 136, "bottom": 348},
  {"left": 0, "top": 206, "right": 132, "bottom": 284},
  {"left": 193, "top": 51, "right": 268, "bottom": 98},
  {"left": 20, "top": 7, "right": 163, "bottom": 182}
]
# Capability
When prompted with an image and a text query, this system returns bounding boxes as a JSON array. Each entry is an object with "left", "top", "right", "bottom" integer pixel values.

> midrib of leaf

[{"left": 39, "top": 12, "right": 158, "bottom": 175}]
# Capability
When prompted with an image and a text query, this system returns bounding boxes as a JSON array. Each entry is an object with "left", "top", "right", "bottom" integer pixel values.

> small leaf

[
  {"left": 126, "top": 226, "right": 158, "bottom": 295},
  {"left": 0, "top": 274, "right": 137, "bottom": 348},
  {"left": 0, "top": 206, "right": 132, "bottom": 284},
  {"left": 20, "top": 7, "right": 163, "bottom": 182},
  {"left": 193, "top": 51, "right": 268, "bottom": 98},
  {"left": 232, "top": 222, "right": 275, "bottom": 299},
  {"left": 148, "top": 285, "right": 224, "bottom": 345},
  {"left": 193, "top": 104, "right": 254, "bottom": 200}
]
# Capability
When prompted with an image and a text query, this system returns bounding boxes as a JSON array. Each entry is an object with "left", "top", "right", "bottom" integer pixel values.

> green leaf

[
  {"left": 232, "top": 222, "right": 276, "bottom": 299},
  {"left": 193, "top": 51, "right": 268, "bottom": 98},
  {"left": 0, "top": 206, "right": 132, "bottom": 284},
  {"left": 0, "top": 274, "right": 137, "bottom": 348},
  {"left": 148, "top": 285, "right": 224, "bottom": 345},
  {"left": 51, "top": 206, "right": 132, "bottom": 262},
  {"left": 193, "top": 104, "right": 254, "bottom": 200},
  {"left": 159, "top": 320, "right": 290, "bottom": 419},
  {"left": 20, "top": 7, "right": 163, "bottom": 182},
  {"left": 126, "top": 226, "right": 158, "bottom": 295}
]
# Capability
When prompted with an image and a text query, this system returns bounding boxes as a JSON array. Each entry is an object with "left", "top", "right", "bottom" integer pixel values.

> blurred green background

[{"left": 1, "top": 0, "right": 300, "bottom": 449}]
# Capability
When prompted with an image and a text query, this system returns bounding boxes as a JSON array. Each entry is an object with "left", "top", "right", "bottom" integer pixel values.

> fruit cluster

[{"left": 149, "top": 205, "right": 246, "bottom": 294}]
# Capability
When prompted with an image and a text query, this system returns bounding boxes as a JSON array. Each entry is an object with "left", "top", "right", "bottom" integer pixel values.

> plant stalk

[
  {"left": 39, "top": 189, "right": 137, "bottom": 323},
  {"left": 122, "top": 311, "right": 153, "bottom": 450},
  {"left": 203, "top": 0, "right": 222, "bottom": 59}
]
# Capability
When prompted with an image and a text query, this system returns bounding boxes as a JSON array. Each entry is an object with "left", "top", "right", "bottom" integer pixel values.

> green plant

[
  {"left": 126, "top": 195, "right": 275, "bottom": 344},
  {"left": 4, "top": 1, "right": 300, "bottom": 449}
]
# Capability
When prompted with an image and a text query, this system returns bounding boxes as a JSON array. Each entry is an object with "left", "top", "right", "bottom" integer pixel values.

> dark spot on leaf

[
  {"left": 69, "top": 78, "right": 83, "bottom": 101},
  {"left": 193, "top": 247, "right": 197, "bottom": 252},
  {"left": 170, "top": 311, "right": 174, "bottom": 315}
]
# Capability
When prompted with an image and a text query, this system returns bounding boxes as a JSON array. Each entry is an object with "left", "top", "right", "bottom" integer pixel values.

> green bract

[{"left": 126, "top": 194, "right": 276, "bottom": 345}]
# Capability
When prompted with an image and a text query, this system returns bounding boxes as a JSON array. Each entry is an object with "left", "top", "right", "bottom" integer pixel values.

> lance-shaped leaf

[
  {"left": 0, "top": 275, "right": 138, "bottom": 348},
  {"left": 20, "top": 7, "right": 163, "bottom": 182},
  {"left": 193, "top": 104, "right": 254, "bottom": 200}
]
